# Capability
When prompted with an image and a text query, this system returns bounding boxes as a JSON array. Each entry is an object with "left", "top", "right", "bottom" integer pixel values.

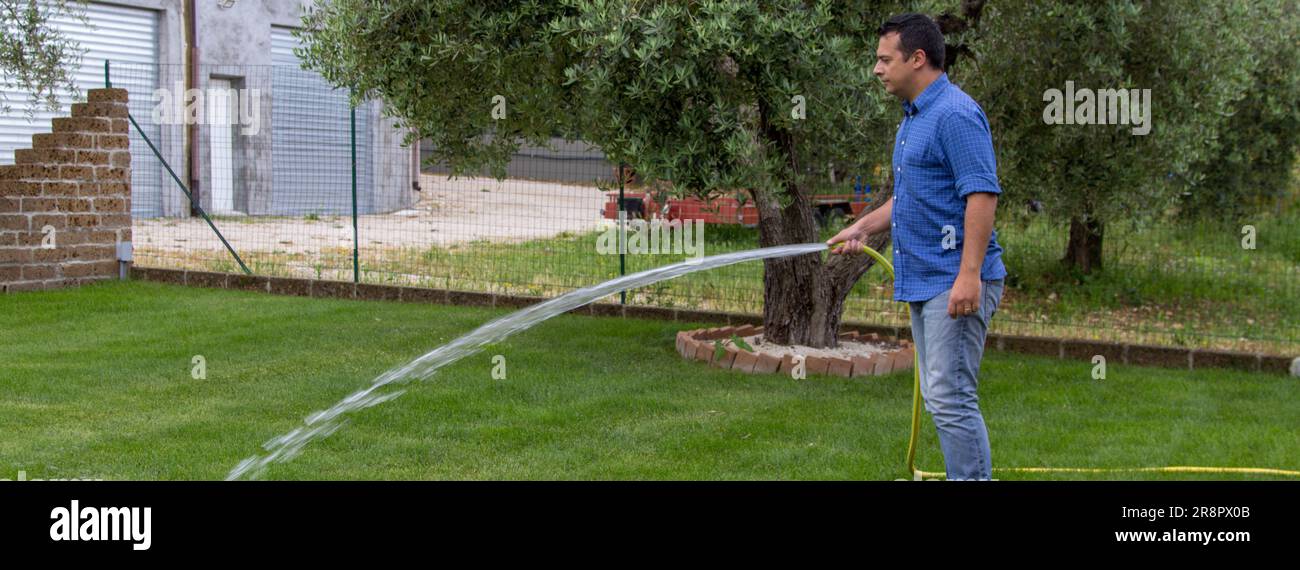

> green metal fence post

[
  {"left": 350, "top": 97, "right": 359, "bottom": 284},
  {"left": 618, "top": 162, "right": 626, "bottom": 305}
]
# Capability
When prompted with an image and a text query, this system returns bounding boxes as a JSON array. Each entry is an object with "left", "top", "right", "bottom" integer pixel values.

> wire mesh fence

[{"left": 93, "top": 62, "right": 1300, "bottom": 357}]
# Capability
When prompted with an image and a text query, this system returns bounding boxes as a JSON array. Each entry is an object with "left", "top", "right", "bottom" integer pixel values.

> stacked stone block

[{"left": 0, "top": 88, "right": 132, "bottom": 292}]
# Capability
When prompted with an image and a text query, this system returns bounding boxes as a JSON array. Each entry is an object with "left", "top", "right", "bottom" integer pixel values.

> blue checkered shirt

[{"left": 889, "top": 73, "right": 1007, "bottom": 302}]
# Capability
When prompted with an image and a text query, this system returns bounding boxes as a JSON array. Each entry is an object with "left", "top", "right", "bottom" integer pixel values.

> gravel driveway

[{"left": 135, "top": 175, "right": 609, "bottom": 255}]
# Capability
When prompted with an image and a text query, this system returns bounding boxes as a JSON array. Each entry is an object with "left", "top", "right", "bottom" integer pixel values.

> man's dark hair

[{"left": 877, "top": 13, "right": 945, "bottom": 71}]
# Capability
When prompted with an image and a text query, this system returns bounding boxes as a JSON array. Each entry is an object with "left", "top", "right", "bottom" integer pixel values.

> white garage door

[
  {"left": 270, "top": 26, "right": 371, "bottom": 215},
  {"left": 0, "top": 2, "right": 163, "bottom": 217}
]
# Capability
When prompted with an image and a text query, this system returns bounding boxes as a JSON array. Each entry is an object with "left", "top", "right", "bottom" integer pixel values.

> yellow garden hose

[{"left": 847, "top": 243, "right": 1300, "bottom": 480}]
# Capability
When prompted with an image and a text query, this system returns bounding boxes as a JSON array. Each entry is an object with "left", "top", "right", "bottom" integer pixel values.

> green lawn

[{"left": 0, "top": 281, "right": 1295, "bottom": 480}]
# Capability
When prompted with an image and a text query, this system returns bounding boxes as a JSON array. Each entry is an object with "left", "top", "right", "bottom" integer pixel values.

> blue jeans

[{"left": 908, "top": 279, "right": 1004, "bottom": 481}]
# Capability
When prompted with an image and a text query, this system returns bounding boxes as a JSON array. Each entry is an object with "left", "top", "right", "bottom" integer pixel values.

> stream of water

[{"left": 227, "top": 242, "right": 830, "bottom": 480}]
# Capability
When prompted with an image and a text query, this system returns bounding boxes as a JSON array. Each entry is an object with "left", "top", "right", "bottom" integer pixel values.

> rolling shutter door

[
  {"left": 270, "top": 27, "right": 370, "bottom": 215},
  {"left": 0, "top": 2, "right": 162, "bottom": 217}
]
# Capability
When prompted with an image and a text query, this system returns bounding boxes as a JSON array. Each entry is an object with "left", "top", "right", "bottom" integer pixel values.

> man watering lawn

[{"left": 828, "top": 13, "right": 1007, "bottom": 480}]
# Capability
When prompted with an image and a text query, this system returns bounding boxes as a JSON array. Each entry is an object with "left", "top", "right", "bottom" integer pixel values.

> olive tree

[
  {"left": 1176, "top": 0, "right": 1300, "bottom": 221},
  {"left": 298, "top": 0, "right": 910, "bottom": 347},
  {"left": 959, "top": 0, "right": 1261, "bottom": 272}
]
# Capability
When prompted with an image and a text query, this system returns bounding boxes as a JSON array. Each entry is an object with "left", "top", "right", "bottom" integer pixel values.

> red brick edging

[{"left": 677, "top": 325, "right": 913, "bottom": 377}]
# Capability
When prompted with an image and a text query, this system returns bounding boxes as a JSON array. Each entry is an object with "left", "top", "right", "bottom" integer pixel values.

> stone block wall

[{"left": 0, "top": 88, "right": 132, "bottom": 292}]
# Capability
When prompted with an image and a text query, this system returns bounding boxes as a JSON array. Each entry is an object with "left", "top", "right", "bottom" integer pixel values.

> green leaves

[
  {"left": 967, "top": 0, "right": 1288, "bottom": 231},
  {"left": 731, "top": 334, "right": 754, "bottom": 352},
  {"left": 0, "top": 0, "right": 88, "bottom": 118},
  {"left": 712, "top": 333, "right": 754, "bottom": 362},
  {"left": 294, "top": 0, "right": 896, "bottom": 207}
]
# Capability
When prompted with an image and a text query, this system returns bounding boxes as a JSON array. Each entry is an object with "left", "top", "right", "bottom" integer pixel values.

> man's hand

[
  {"left": 946, "top": 271, "right": 982, "bottom": 318},
  {"left": 826, "top": 226, "right": 867, "bottom": 255},
  {"left": 827, "top": 197, "right": 892, "bottom": 255}
]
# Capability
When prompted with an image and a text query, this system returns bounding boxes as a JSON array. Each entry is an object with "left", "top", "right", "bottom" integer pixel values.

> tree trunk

[
  {"left": 745, "top": 95, "right": 892, "bottom": 348},
  {"left": 751, "top": 182, "right": 892, "bottom": 348},
  {"left": 1063, "top": 215, "right": 1104, "bottom": 273}
]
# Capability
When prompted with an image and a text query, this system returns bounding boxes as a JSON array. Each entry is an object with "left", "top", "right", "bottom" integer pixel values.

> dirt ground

[
  {"left": 742, "top": 334, "right": 891, "bottom": 360},
  {"left": 134, "top": 175, "right": 610, "bottom": 255}
]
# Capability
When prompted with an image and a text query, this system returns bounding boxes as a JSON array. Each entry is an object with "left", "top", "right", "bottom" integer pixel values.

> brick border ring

[{"left": 676, "top": 325, "right": 914, "bottom": 377}]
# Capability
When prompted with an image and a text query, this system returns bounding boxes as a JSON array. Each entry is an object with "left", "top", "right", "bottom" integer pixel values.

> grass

[
  {"left": 1, "top": 280, "right": 1296, "bottom": 480},
  {"left": 139, "top": 208, "right": 1300, "bottom": 354}
]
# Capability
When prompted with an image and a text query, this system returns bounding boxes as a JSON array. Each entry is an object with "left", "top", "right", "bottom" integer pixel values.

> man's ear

[{"left": 910, "top": 49, "right": 927, "bottom": 70}]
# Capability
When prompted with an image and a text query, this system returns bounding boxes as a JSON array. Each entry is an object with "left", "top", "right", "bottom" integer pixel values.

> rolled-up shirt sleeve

[{"left": 939, "top": 106, "right": 1002, "bottom": 198}]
